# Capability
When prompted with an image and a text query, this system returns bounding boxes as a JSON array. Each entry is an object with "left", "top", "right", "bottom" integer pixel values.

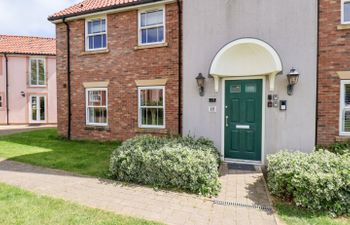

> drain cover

[
  {"left": 213, "top": 200, "right": 273, "bottom": 213},
  {"left": 227, "top": 163, "right": 255, "bottom": 171}
]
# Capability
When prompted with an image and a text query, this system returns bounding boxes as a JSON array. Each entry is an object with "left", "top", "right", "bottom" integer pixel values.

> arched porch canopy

[{"left": 209, "top": 38, "right": 282, "bottom": 92}]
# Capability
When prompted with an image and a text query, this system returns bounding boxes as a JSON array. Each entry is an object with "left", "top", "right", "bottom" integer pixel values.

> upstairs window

[
  {"left": 139, "top": 8, "right": 165, "bottom": 45},
  {"left": 30, "top": 58, "right": 46, "bottom": 86},
  {"left": 86, "top": 88, "right": 108, "bottom": 126},
  {"left": 342, "top": 0, "right": 350, "bottom": 24},
  {"left": 86, "top": 17, "right": 107, "bottom": 51},
  {"left": 340, "top": 81, "right": 350, "bottom": 135}
]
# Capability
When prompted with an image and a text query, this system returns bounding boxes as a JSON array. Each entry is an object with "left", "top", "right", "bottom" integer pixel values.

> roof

[
  {"left": 48, "top": 0, "right": 164, "bottom": 21},
  {"left": 0, "top": 35, "right": 56, "bottom": 56}
]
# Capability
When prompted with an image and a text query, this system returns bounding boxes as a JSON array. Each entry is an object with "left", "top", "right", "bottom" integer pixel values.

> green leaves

[
  {"left": 316, "top": 143, "right": 350, "bottom": 155},
  {"left": 267, "top": 150, "right": 350, "bottom": 216},
  {"left": 109, "top": 135, "right": 221, "bottom": 196}
]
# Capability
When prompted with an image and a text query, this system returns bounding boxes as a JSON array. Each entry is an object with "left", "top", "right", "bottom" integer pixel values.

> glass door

[{"left": 30, "top": 95, "right": 46, "bottom": 123}]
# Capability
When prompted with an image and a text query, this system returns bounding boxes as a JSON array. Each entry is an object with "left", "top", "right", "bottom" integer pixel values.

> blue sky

[{"left": 0, "top": 0, "right": 81, "bottom": 38}]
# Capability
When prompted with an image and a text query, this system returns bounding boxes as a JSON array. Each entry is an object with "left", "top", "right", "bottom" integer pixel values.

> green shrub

[
  {"left": 316, "top": 142, "right": 350, "bottom": 155},
  {"left": 267, "top": 150, "right": 350, "bottom": 216},
  {"left": 109, "top": 135, "right": 221, "bottom": 196}
]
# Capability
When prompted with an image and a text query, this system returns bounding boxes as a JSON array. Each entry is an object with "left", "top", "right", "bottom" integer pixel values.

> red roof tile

[
  {"left": 48, "top": 0, "right": 160, "bottom": 21},
  {"left": 0, "top": 35, "right": 56, "bottom": 56}
]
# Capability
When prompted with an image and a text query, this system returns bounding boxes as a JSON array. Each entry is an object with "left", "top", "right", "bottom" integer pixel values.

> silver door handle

[{"left": 225, "top": 116, "right": 229, "bottom": 127}]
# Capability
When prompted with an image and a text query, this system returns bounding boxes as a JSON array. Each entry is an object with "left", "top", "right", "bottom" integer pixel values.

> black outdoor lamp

[
  {"left": 20, "top": 91, "right": 25, "bottom": 97},
  {"left": 195, "top": 73, "right": 206, "bottom": 96},
  {"left": 287, "top": 68, "right": 300, "bottom": 96}
]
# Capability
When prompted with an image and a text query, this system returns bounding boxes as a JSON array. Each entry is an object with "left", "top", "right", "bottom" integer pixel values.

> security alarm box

[{"left": 280, "top": 100, "right": 287, "bottom": 111}]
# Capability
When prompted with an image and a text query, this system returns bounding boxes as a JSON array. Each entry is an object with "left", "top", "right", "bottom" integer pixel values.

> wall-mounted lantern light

[
  {"left": 20, "top": 91, "right": 25, "bottom": 97},
  {"left": 195, "top": 73, "right": 206, "bottom": 96},
  {"left": 287, "top": 68, "right": 300, "bottom": 96}
]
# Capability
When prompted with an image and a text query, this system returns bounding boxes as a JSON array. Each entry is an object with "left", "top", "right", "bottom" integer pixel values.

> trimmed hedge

[
  {"left": 109, "top": 135, "right": 221, "bottom": 196},
  {"left": 267, "top": 150, "right": 350, "bottom": 216}
]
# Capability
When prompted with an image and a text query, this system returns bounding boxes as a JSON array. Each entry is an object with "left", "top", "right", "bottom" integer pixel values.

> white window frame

[
  {"left": 339, "top": 80, "right": 350, "bottom": 135},
  {"left": 29, "top": 58, "right": 46, "bottom": 87},
  {"left": 85, "top": 88, "right": 108, "bottom": 126},
  {"left": 138, "top": 6, "right": 166, "bottom": 46},
  {"left": 341, "top": 0, "right": 350, "bottom": 24},
  {"left": 138, "top": 86, "right": 166, "bottom": 129},
  {"left": 85, "top": 16, "right": 108, "bottom": 51}
]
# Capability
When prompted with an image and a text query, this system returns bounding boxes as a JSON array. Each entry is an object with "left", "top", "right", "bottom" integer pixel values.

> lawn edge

[
  {"left": 260, "top": 170, "right": 286, "bottom": 225},
  {"left": 0, "top": 181, "right": 163, "bottom": 225}
]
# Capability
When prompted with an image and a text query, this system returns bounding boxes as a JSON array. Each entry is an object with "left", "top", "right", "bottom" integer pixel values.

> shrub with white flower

[{"left": 267, "top": 150, "right": 350, "bottom": 216}]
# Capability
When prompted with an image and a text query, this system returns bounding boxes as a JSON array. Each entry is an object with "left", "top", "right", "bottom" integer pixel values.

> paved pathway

[
  {"left": 0, "top": 159, "right": 277, "bottom": 225},
  {"left": 0, "top": 125, "right": 56, "bottom": 136}
]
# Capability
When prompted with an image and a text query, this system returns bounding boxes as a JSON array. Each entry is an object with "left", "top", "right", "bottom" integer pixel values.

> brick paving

[{"left": 0, "top": 159, "right": 277, "bottom": 225}]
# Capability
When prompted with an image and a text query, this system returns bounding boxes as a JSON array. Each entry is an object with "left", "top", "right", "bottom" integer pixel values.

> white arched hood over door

[{"left": 210, "top": 38, "right": 282, "bottom": 92}]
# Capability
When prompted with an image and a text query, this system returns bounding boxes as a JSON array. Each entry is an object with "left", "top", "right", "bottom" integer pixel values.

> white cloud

[{"left": 0, "top": 0, "right": 81, "bottom": 38}]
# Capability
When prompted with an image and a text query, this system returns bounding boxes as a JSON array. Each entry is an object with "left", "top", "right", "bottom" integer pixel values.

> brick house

[
  {"left": 317, "top": 0, "right": 350, "bottom": 145},
  {"left": 50, "top": 0, "right": 321, "bottom": 165},
  {"left": 49, "top": 0, "right": 180, "bottom": 140},
  {"left": 0, "top": 35, "right": 57, "bottom": 125}
]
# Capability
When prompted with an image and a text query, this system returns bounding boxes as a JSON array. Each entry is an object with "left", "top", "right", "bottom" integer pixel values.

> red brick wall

[
  {"left": 56, "top": 3, "right": 179, "bottom": 141},
  {"left": 318, "top": 0, "right": 350, "bottom": 144}
]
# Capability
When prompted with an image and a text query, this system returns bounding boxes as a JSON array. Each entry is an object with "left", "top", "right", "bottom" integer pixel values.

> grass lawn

[
  {"left": 0, "top": 182, "right": 162, "bottom": 225},
  {"left": 275, "top": 201, "right": 350, "bottom": 225},
  {"left": 0, "top": 129, "right": 120, "bottom": 177}
]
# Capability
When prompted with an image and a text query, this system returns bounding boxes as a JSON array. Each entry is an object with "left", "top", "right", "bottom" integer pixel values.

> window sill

[
  {"left": 29, "top": 85, "right": 47, "bottom": 88},
  {"left": 134, "top": 42, "right": 168, "bottom": 50},
  {"left": 335, "top": 135, "right": 350, "bottom": 142},
  {"left": 135, "top": 127, "right": 168, "bottom": 134},
  {"left": 85, "top": 125, "right": 111, "bottom": 132},
  {"left": 337, "top": 24, "right": 350, "bottom": 30},
  {"left": 80, "top": 49, "right": 110, "bottom": 56}
]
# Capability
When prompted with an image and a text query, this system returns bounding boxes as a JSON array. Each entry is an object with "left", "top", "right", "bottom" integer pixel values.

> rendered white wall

[{"left": 182, "top": 0, "right": 318, "bottom": 161}]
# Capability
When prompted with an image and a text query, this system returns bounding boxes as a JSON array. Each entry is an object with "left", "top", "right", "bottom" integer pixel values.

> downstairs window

[
  {"left": 86, "top": 88, "right": 108, "bottom": 126},
  {"left": 138, "top": 86, "right": 165, "bottom": 128},
  {"left": 340, "top": 80, "right": 350, "bottom": 134}
]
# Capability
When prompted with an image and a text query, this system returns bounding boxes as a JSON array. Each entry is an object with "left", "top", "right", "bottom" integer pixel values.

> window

[
  {"left": 230, "top": 85, "right": 241, "bottom": 93},
  {"left": 138, "top": 87, "right": 165, "bottom": 128},
  {"left": 0, "top": 95, "right": 3, "bottom": 108},
  {"left": 86, "top": 17, "right": 107, "bottom": 50},
  {"left": 340, "top": 81, "right": 350, "bottom": 134},
  {"left": 139, "top": 8, "right": 165, "bottom": 45},
  {"left": 29, "top": 58, "right": 46, "bottom": 86},
  {"left": 245, "top": 84, "right": 257, "bottom": 93},
  {"left": 86, "top": 88, "right": 108, "bottom": 126},
  {"left": 342, "top": 0, "right": 350, "bottom": 24}
]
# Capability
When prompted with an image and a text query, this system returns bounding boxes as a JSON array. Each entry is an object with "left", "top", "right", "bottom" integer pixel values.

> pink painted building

[{"left": 0, "top": 35, "right": 57, "bottom": 125}]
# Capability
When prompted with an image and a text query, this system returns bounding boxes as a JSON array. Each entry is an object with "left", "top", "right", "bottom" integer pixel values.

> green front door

[{"left": 224, "top": 79, "right": 262, "bottom": 161}]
